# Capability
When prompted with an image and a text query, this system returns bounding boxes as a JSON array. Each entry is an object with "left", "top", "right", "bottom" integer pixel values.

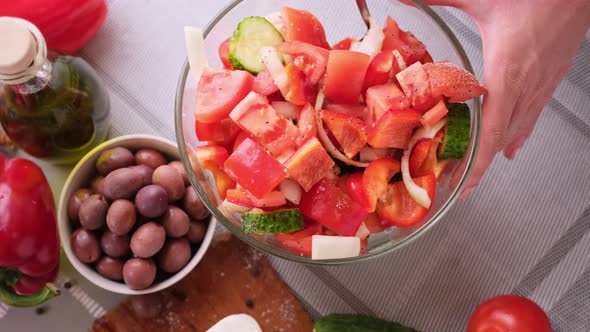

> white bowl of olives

[{"left": 58, "top": 134, "right": 216, "bottom": 294}]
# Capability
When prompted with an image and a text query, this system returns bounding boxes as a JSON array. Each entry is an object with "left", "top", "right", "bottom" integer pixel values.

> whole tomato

[{"left": 467, "top": 295, "right": 552, "bottom": 332}]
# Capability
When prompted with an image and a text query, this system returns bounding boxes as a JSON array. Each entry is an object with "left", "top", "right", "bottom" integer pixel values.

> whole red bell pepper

[
  {"left": 0, "top": 154, "right": 60, "bottom": 307},
  {"left": 0, "top": 0, "right": 107, "bottom": 54}
]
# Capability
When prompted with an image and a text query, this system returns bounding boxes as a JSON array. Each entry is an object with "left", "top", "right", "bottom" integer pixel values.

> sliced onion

[
  {"left": 392, "top": 50, "right": 407, "bottom": 71},
  {"left": 184, "top": 26, "right": 208, "bottom": 82},
  {"left": 350, "top": 17, "right": 385, "bottom": 59},
  {"left": 313, "top": 95, "right": 369, "bottom": 168},
  {"left": 219, "top": 199, "right": 250, "bottom": 214},
  {"left": 401, "top": 119, "right": 448, "bottom": 208},
  {"left": 261, "top": 47, "right": 289, "bottom": 96},
  {"left": 279, "top": 179, "right": 302, "bottom": 205},
  {"left": 355, "top": 222, "right": 371, "bottom": 240},
  {"left": 265, "top": 12, "right": 285, "bottom": 34},
  {"left": 271, "top": 101, "right": 299, "bottom": 120}
]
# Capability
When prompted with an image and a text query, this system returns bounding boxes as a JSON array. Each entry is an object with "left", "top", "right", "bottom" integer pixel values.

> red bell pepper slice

[
  {"left": 299, "top": 179, "right": 368, "bottom": 236},
  {"left": 195, "top": 144, "right": 235, "bottom": 199},
  {"left": 0, "top": 154, "right": 60, "bottom": 306},
  {"left": 362, "top": 157, "right": 401, "bottom": 213}
]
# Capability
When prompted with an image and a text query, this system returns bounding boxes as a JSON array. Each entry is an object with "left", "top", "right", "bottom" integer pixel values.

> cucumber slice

[
  {"left": 241, "top": 208, "right": 304, "bottom": 234},
  {"left": 229, "top": 16, "right": 284, "bottom": 74},
  {"left": 314, "top": 314, "right": 419, "bottom": 332},
  {"left": 438, "top": 103, "right": 471, "bottom": 160}
]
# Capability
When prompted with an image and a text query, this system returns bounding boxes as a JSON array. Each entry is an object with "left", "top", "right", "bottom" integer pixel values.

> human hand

[{"left": 417, "top": 0, "right": 590, "bottom": 197}]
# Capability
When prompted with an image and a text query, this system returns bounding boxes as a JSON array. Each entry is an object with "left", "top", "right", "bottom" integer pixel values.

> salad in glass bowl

[{"left": 176, "top": 1, "right": 485, "bottom": 263}]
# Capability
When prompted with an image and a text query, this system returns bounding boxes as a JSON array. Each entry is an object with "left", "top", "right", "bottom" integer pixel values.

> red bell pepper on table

[
  {"left": 0, "top": 154, "right": 60, "bottom": 306},
  {"left": 0, "top": 0, "right": 107, "bottom": 54}
]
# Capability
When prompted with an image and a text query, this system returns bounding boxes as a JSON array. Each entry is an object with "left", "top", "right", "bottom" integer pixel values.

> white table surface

[{"left": 2, "top": 1, "right": 590, "bottom": 331}]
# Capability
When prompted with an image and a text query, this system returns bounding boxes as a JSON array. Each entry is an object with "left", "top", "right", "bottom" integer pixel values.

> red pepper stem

[{"left": 0, "top": 283, "right": 60, "bottom": 307}]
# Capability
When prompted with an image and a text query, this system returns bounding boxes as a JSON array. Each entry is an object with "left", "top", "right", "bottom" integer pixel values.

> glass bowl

[{"left": 175, "top": 0, "right": 481, "bottom": 264}]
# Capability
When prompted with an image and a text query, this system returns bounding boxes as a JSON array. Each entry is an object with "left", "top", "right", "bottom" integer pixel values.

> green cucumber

[
  {"left": 438, "top": 103, "right": 471, "bottom": 160},
  {"left": 241, "top": 208, "right": 304, "bottom": 234},
  {"left": 314, "top": 314, "right": 420, "bottom": 332},
  {"left": 229, "top": 16, "right": 284, "bottom": 74}
]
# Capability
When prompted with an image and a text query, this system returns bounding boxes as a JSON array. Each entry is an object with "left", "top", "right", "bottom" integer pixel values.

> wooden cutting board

[{"left": 90, "top": 234, "right": 314, "bottom": 332}]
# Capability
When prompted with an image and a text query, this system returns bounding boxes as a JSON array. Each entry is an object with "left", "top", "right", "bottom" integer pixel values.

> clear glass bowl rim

[{"left": 175, "top": 0, "right": 482, "bottom": 265}]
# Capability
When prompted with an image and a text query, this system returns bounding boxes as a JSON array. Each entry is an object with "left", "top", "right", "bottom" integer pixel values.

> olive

[
  {"left": 130, "top": 222, "right": 166, "bottom": 258},
  {"left": 123, "top": 258, "right": 156, "bottom": 290},
  {"left": 187, "top": 220, "right": 207, "bottom": 244},
  {"left": 100, "top": 231, "right": 130, "bottom": 258},
  {"left": 96, "top": 257, "right": 124, "bottom": 281},
  {"left": 157, "top": 238, "right": 191, "bottom": 273},
  {"left": 68, "top": 188, "right": 92, "bottom": 221},
  {"left": 152, "top": 165, "right": 185, "bottom": 202},
  {"left": 70, "top": 228, "right": 101, "bottom": 263},
  {"left": 129, "top": 164, "right": 154, "bottom": 186},
  {"left": 161, "top": 206, "right": 190, "bottom": 238},
  {"left": 103, "top": 168, "right": 143, "bottom": 200},
  {"left": 96, "top": 147, "right": 135, "bottom": 176},
  {"left": 168, "top": 160, "right": 189, "bottom": 186},
  {"left": 106, "top": 199, "right": 136, "bottom": 235},
  {"left": 91, "top": 176, "right": 106, "bottom": 196},
  {"left": 78, "top": 194, "right": 109, "bottom": 230},
  {"left": 135, "top": 149, "right": 167, "bottom": 170},
  {"left": 135, "top": 185, "right": 168, "bottom": 218},
  {"left": 182, "top": 186, "right": 210, "bottom": 220},
  {"left": 129, "top": 293, "right": 163, "bottom": 319}
]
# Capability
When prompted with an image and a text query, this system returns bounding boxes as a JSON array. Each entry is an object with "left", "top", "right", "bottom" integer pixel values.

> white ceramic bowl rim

[{"left": 57, "top": 134, "right": 216, "bottom": 295}]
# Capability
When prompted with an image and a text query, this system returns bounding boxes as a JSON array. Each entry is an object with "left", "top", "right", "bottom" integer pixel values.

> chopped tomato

[
  {"left": 223, "top": 138, "right": 287, "bottom": 198},
  {"left": 363, "top": 213, "right": 387, "bottom": 234},
  {"left": 344, "top": 172, "right": 371, "bottom": 212},
  {"left": 324, "top": 104, "right": 366, "bottom": 119},
  {"left": 421, "top": 99, "right": 448, "bottom": 128},
  {"left": 421, "top": 50, "right": 434, "bottom": 63},
  {"left": 232, "top": 131, "right": 251, "bottom": 152},
  {"left": 382, "top": 17, "right": 413, "bottom": 59},
  {"left": 252, "top": 70, "right": 279, "bottom": 96},
  {"left": 382, "top": 16, "right": 427, "bottom": 65},
  {"left": 367, "top": 109, "right": 422, "bottom": 149},
  {"left": 332, "top": 37, "right": 354, "bottom": 50},
  {"left": 196, "top": 70, "right": 254, "bottom": 123},
  {"left": 281, "top": 7, "right": 330, "bottom": 49},
  {"left": 377, "top": 173, "right": 436, "bottom": 227},
  {"left": 398, "top": 30, "right": 427, "bottom": 65},
  {"left": 365, "top": 83, "right": 410, "bottom": 125},
  {"left": 363, "top": 157, "right": 401, "bottom": 212},
  {"left": 277, "top": 41, "right": 329, "bottom": 84},
  {"left": 322, "top": 110, "right": 368, "bottom": 158},
  {"left": 218, "top": 38, "right": 232, "bottom": 69},
  {"left": 226, "top": 186, "right": 286, "bottom": 208},
  {"left": 195, "top": 145, "right": 235, "bottom": 199},
  {"left": 324, "top": 50, "right": 371, "bottom": 105},
  {"left": 296, "top": 104, "right": 317, "bottom": 147},
  {"left": 299, "top": 179, "right": 368, "bottom": 236},
  {"left": 284, "top": 63, "right": 309, "bottom": 106},
  {"left": 275, "top": 222, "right": 323, "bottom": 257},
  {"left": 229, "top": 91, "right": 299, "bottom": 155},
  {"left": 423, "top": 62, "right": 487, "bottom": 102},
  {"left": 285, "top": 137, "right": 335, "bottom": 191},
  {"left": 396, "top": 62, "right": 433, "bottom": 110},
  {"left": 363, "top": 51, "right": 394, "bottom": 90},
  {"left": 195, "top": 118, "right": 239, "bottom": 147}
]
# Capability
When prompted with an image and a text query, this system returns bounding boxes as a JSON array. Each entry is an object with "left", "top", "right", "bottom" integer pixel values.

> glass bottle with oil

[{"left": 0, "top": 17, "right": 110, "bottom": 164}]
